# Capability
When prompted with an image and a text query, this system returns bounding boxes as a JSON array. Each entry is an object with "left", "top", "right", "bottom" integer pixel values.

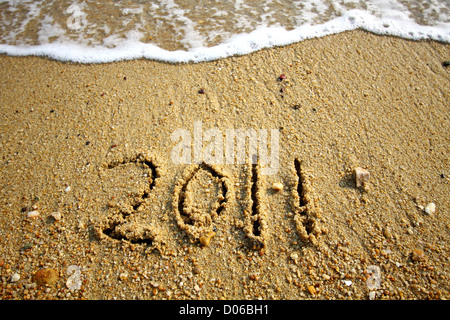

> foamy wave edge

[{"left": 0, "top": 10, "right": 448, "bottom": 64}]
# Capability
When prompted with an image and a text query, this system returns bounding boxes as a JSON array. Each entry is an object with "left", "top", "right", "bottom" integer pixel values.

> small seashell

[
  {"left": 27, "top": 210, "right": 39, "bottom": 218},
  {"left": 272, "top": 182, "right": 283, "bottom": 191},
  {"left": 424, "top": 202, "right": 435, "bottom": 215},
  {"left": 50, "top": 212, "right": 62, "bottom": 221},
  {"left": 11, "top": 273, "right": 20, "bottom": 283}
]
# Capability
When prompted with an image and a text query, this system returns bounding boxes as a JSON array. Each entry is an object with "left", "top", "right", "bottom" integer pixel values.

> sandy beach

[{"left": 0, "top": 30, "right": 448, "bottom": 300}]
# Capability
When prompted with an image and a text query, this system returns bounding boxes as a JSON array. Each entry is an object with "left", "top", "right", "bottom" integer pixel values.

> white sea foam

[{"left": 0, "top": 0, "right": 448, "bottom": 64}]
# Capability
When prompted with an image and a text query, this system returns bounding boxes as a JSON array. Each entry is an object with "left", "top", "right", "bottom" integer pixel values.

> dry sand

[{"left": 0, "top": 30, "right": 448, "bottom": 300}]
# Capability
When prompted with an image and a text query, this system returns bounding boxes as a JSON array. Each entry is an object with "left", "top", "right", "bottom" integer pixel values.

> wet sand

[{"left": 0, "top": 30, "right": 449, "bottom": 300}]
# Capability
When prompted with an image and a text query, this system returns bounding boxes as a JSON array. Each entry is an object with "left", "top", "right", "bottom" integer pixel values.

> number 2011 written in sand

[{"left": 96, "top": 153, "right": 324, "bottom": 250}]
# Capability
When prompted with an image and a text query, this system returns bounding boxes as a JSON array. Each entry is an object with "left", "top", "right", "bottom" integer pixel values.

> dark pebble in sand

[
  {"left": 442, "top": 61, "right": 450, "bottom": 67},
  {"left": 21, "top": 243, "right": 33, "bottom": 251}
]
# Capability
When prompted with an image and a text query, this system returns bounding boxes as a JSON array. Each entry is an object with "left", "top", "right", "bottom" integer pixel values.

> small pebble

[
  {"left": 50, "top": 212, "right": 62, "bottom": 221},
  {"left": 411, "top": 248, "right": 426, "bottom": 262},
  {"left": 65, "top": 186, "right": 71, "bottom": 192},
  {"left": 307, "top": 285, "right": 316, "bottom": 295},
  {"left": 33, "top": 268, "right": 59, "bottom": 286},
  {"left": 199, "top": 231, "right": 216, "bottom": 246},
  {"left": 11, "top": 273, "right": 20, "bottom": 283},
  {"left": 353, "top": 167, "right": 370, "bottom": 187},
  {"left": 382, "top": 226, "right": 392, "bottom": 238},
  {"left": 272, "top": 182, "right": 283, "bottom": 191},
  {"left": 27, "top": 210, "right": 39, "bottom": 218},
  {"left": 193, "top": 264, "right": 202, "bottom": 274},
  {"left": 22, "top": 243, "right": 33, "bottom": 251},
  {"left": 119, "top": 272, "right": 129, "bottom": 281},
  {"left": 442, "top": 61, "right": 450, "bottom": 67},
  {"left": 424, "top": 202, "right": 435, "bottom": 215},
  {"left": 107, "top": 201, "right": 116, "bottom": 208},
  {"left": 278, "top": 73, "right": 286, "bottom": 81}
]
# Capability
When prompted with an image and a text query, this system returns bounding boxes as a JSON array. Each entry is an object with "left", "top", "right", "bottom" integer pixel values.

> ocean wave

[{"left": 0, "top": 0, "right": 448, "bottom": 64}]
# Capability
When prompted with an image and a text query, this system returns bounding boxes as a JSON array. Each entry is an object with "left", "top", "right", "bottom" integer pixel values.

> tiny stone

[
  {"left": 411, "top": 248, "right": 426, "bottom": 262},
  {"left": 290, "top": 252, "right": 299, "bottom": 261},
  {"left": 199, "top": 231, "right": 216, "bottom": 247},
  {"left": 382, "top": 226, "right": 392, "bottom": 238},
  {"left": 424, "top": 202, "right": 435, "bottom": 215},
  {"left": 193, "top": 264, "right": 202, "bottom": 274},
  {"left": 107, "top": 200, "right": 116, "bottom": 208},
  {"left": 11, "top": 273, "right": 20, "bottom": 283},
  {"left": 22, "top": 243, "right": 33, "bottom": 251},
  {"left": 272, "top": 182, "right": 283, "bottom": 191},
  {"left": 65, "top": 186, "right": 71, "bottom": 192},
  {"left": 307, "top": 285, "right": 316, "bottom": 295},
  {"left": 343, "top": 280, "right": 352, "bottom": 286},
  {"left": 353, "top": 167, "right": 370, "bottom": 187},
  {"left": 33, "top": 268, "right": 59, "bottom": 286},
  {"left": 50, "top": 212, "right": 62, "bottom": 221},
  {"left": 27, "top": 210, "right": 39, "bottom": 218},
  {"left": 119, "top": 273, "right": 129, "bottom": 281},
  {"left": 322, "top": 274, "right": 331, "bottom": 280}
]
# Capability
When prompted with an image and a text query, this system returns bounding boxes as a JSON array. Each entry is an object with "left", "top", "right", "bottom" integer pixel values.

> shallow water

[{"left": 0, "top": 0, "right": 449, "bottom": 63}]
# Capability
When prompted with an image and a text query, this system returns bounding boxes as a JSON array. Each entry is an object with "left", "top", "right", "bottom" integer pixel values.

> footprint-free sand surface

[{"left": 0, "top": 30, "right": 448, "bottom": 300}]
